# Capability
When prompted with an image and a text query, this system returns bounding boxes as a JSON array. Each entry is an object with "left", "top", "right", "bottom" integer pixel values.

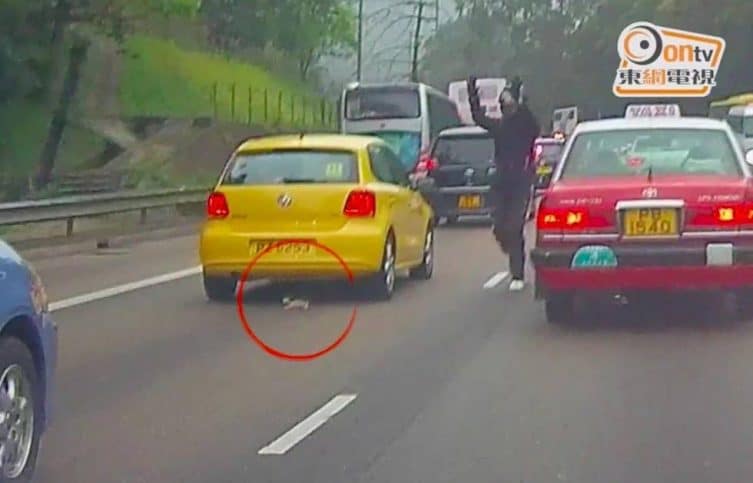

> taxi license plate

[
  {"left": 249, "top": 240, "right": 313, "bottom": 255},
  {"left": 536, "top": 165, "right": 553, "bottom": 175},
  {"left": 622, "top": 208, "right": 678, "bottom": 237},
  {"left": 458, "top": 195, "right": 483, "bottom": 209}
]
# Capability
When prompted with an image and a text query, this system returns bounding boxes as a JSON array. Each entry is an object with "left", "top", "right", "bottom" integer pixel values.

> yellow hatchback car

[{"left": 199, "top": 133, "right": 435, "bottom": 301}]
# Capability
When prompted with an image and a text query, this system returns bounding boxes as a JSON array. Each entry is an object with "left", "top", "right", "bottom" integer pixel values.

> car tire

[
  {"left": 445, "top": 215, "right": 458, "bottom": 225},
  {"left": 410, "top": 224, "right": 434, "bottom": 280},
  {"left": 203, "top": 272, "right": 237, "bottom": 302},
  {"left": 544, "top": 292, "right": 575, "bottom": 325},
  {"left": 0, "top": 337, "right": 42, "bottom": 483},
  {"left": 364, "top": 232, "right": 397, "bottom": 300}
]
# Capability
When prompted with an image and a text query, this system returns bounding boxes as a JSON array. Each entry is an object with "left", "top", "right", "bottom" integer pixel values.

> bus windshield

[{"left": 344, "top": 86, "right": 420, "bottom": 120}]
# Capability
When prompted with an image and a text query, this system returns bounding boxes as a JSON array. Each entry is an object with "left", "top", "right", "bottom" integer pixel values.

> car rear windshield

[
  {"left": 344, "top": 86, "right": 420, "bottom": 120},
  {"left": 433, "top": 135, "right": 494, "bottom": 165},
  {"left": 561, "top": 128, "right": 741, "bottom": 178},
  {"left": 221, "top": 149, "right": 358, "bottom": 185}
]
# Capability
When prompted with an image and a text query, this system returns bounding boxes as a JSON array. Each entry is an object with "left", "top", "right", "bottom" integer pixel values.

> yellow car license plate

[
  {"left": 458, "top": 195, "right": 483, "bottom": 209},
  {"left": 536, "top": 165, "right": 553, "bottom": 175},
  {"left": 622, "top": 208, "right": 678, "bottom": 237},
  {"left": 250, "top": 240, "right": 313, "bottom": 255}
]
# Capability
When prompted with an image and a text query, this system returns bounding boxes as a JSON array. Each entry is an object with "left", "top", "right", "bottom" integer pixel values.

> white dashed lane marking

[
  {"left": 258, "top": 394, "right": 358, "bottom": 455},
  {"left": 482, "top": 271, "right": 509, "bottom": 289}
]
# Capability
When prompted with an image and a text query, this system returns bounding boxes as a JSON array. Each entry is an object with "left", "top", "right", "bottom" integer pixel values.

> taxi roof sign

[{"left": 625, "top": 104, "right": 681, "bottom": 119}]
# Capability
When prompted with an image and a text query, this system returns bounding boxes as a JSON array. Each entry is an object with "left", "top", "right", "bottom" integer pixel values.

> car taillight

[
  {"left": 415, "top": 153, "right": 438, "bottom": 174},
  {"left": 344, "top": 189, "right": 376, "bottom": 217},
  {"left": 536, "top": 207, "right": 609, "bottom": 230},
  {"left": 691, "top": 203, "right": 753, "bottom": 226},
  {"left": 533, "top": 145, "right": 543, "bottom": 163},
  {"left": 207, "top": 192, "right": 229, "bottom": 219}
]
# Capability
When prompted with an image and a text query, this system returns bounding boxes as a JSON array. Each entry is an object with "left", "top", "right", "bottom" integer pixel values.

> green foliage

[
  {"left": 199, "top": 0, "right": 356, "bottom": 79},
  {"left": 119, "top": 35, "right": 332, "bottom": 127}
]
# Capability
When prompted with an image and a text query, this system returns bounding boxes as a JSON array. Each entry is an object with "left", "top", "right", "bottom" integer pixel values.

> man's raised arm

[{"left": 467, "top": 77, "right": 503, "bottom": 134}]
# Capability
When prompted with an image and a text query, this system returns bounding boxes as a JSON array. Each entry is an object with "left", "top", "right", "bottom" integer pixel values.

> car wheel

[
  {"left": 445, "top": 215, "right": 458, "bottom": 225},
  {"left": 203, "top": 272, "right": 237, "bottom": 302},
  {"left": 410, "top": 224, "right": 434, "bottom": 280},
  {"left": 364, "top": 233, "right": 397, "bottom": 300},
  {"left": 544, "top": 292, "right": 575, "bottom": 325},
  {"left": 0, "top": 337, "right": 41, "bottom": 483}
]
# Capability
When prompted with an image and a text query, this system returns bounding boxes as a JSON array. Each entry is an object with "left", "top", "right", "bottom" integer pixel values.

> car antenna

[
  {"left": 647, "top": 165, "right": 653, "bottom": 183},
  {"left": 299, "top": 132, "right": 305, "bottom": 140}
]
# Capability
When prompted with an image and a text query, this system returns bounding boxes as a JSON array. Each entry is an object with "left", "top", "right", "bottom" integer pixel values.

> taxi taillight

[
  {"left": 690, "top": 203, "right": 753, "bottom": 226},
  {"left": 536, "top": 206, "right": 609, "bottom": 231},
  {"left": 207, "top": 192, "right": 229, "bottom": 219}
]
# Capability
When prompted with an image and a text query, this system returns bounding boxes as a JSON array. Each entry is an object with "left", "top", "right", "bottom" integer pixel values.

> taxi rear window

[
  {"left": 221, "top": 149, "right": 358, "bottom": 185},
  {"left": 561, "top": 128, "right": 741, "bottom": 178}
]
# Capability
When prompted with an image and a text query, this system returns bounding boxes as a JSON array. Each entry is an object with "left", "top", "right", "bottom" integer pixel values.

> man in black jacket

[{"left": 467, "top": 76, "right": 540, "bottom": 291}]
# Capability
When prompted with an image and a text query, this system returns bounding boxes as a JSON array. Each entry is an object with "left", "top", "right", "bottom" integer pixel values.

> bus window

[{"left": 344, "top": 86, "right": 420, "bottom": 120}]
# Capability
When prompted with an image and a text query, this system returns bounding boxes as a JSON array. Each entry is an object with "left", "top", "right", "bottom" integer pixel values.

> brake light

[
  {"left": 344, "top": 189, "right": 376, "bottom": 217},
  {"left": 536, "top": 207, "right": 609, "bottom": 230},
  {"left": 533, "top": 144, "right": 543, "bottom": 163},
  {"left": 691, "top": 204, "right": 753, "bottom": 225},
  {"left": 415, "top": 153, "right": 438, "bottom": 174},
  {"left": 207, "top": 192, "right": 229, "bottom": 219}
]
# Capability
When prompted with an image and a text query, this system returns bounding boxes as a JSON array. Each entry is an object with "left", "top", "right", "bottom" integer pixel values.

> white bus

[
  {"left": 448, "top": 78, "right": 507, "bottom": 125},
  {"left": 552, "top": 106, "right": 578, "bottom": 135},
  {"left": 340, "top": 82, "right": 463, "bottom": 172}
]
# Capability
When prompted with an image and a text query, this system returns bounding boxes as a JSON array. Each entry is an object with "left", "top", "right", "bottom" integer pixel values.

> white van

[
  {"left": 340, "top": 82, "right": 463, "bottom": 172},
  {"left": 448, "top": 78, "right": 507, "bottom": 125},
  {"left": 726, "top": 104, "right": 753, "bottom": 151}
]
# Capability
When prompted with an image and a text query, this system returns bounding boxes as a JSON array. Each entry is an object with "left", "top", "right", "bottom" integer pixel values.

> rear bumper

[
  {"left": 200, "top": 223, "right": 386, "bottom": 280},
  {"left": 532, "top": 244, "right": 753, "bottom": 292},
  {"left": 423, "top": 185, "right": 492, "bottom": 218}
]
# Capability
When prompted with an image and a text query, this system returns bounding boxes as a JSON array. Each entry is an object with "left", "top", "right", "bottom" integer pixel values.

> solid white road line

[
  {"left": 49, "top": 266, "right": 202, "bottom": 312},
  {"left": 482, "top": 271, "right": 509, "bottom": 289},
  {"left": 258, "top": 394, "right": 358, "bottom": 455}
]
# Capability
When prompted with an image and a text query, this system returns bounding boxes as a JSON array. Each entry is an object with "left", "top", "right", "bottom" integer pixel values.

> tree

[
  {"left": 33, "top": 0, "right": 196, "bottom": 188},
  {"left": 272, "top": 0, "right": 357, "bottom": 80},
  {"left": 421, "top": 0, "right": 753, "bottom": 120}
]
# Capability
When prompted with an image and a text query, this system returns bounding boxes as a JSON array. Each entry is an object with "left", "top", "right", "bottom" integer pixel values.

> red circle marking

[{"left": 235, "top": 239, "right": 357, "bottom": 362}]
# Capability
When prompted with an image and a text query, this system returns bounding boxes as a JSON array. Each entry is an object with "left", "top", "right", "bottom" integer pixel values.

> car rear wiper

[{"left": 280, "top": 177, "right": 318, "bottom": 184}]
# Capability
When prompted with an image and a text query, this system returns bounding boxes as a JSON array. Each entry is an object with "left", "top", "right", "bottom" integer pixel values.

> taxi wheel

[
  {"left": 544, "top": 292, "right": 575, "bottom": 325},
  {"left": 0, "top": 337, "right": 42, "bottom": 483},
  {"left": 363, "top": 233, "right": 396, "bottom": 300},
  {"left": 203, "top": 273, "right": 237, "bottom": 302},
  {"left": 410, "top": 224, "right": 434, "bottom": 280}
]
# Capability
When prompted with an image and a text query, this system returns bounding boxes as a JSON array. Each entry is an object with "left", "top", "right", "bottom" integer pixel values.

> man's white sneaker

[{"left": 509, "top": 279, "right": 525, "bottom": 291}]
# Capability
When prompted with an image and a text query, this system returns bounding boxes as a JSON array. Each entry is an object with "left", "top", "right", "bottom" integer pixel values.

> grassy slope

[
  {"left": 0, "top": 99, "right": 105, "bottom": 179},
  {"left": 120, "top": 36, "right": 335, "bottom": 127},
  {"left": 0, "top": 34, "right": 335, "bottom": 197}
]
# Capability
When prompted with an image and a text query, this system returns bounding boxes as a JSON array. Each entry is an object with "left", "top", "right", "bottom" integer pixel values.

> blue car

[{"left": 0, "top": 239, "right": 57, "bottom": 482}]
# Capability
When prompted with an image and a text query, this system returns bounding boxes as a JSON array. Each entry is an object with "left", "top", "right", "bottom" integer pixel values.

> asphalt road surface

[{"left": 28, "top": 219, "right": 753, "bottom": 483}]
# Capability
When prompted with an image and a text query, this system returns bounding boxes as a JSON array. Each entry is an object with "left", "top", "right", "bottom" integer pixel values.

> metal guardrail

[{"left": 0, "top": 188, "right": 209, "bottom": 236}]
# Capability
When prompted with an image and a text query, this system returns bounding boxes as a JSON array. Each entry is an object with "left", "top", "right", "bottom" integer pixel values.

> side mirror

[{"left": 746, "top": 150, "right": 753, "bottom": 166}]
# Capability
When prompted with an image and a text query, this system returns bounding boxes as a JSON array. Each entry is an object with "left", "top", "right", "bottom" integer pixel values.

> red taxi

[{"left": 531, "top": 117, "right": 753, "bottom": 323}]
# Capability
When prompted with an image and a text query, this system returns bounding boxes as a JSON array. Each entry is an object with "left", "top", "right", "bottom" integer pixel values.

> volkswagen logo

[
  {"left": 277, "top": 193, "right": 292, "bottom": 208},
  {"left": 641, "top": 187, "right": 658, "bottom": 198}
]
